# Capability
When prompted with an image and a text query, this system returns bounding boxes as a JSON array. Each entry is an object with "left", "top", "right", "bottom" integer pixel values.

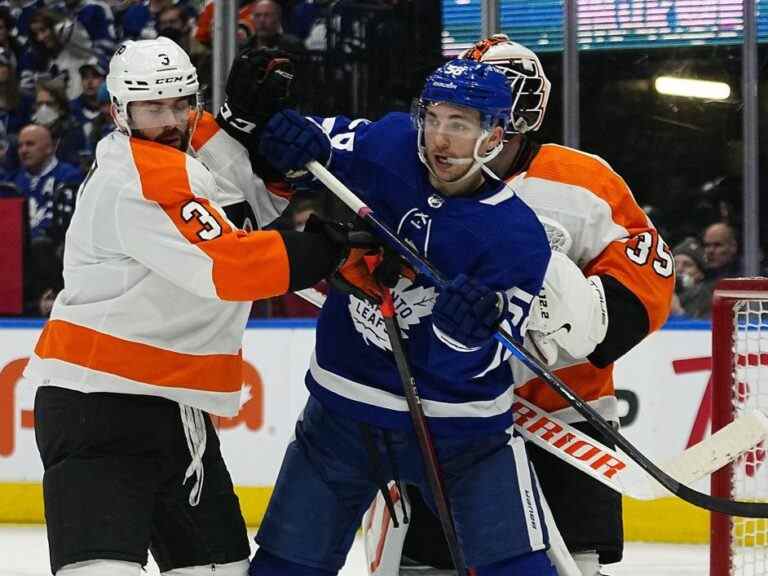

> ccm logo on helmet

[{"left": 156, "top": 76, "right": 183, "bottom": 84}]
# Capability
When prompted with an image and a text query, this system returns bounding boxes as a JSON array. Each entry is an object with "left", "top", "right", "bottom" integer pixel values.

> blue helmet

[{"left": 418, "top": 59, "right": 513, "bottom": 130}]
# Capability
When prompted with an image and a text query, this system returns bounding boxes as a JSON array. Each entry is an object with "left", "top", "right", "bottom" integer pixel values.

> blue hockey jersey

[{"left": 305, "top": 113, "right": 551, "bottom": 436}]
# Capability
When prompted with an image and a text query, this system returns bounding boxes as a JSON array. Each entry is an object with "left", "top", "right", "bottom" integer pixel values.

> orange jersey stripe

[
  {"left": 35, "top": 319, "right": 243, "bottom": 393},
  {"left": 129, "top": 138, "right": 291, "bottom": 300},
  {"left": 516, "top": 362, "right": 614, "bottom": 413},
  {"left": 191, "top": 111, "right": 219, "bottom": 151}
]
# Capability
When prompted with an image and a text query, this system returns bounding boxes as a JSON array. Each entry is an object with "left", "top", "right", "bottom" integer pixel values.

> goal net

[{"left": 711, "top": 278, "right": 768, "bottom": 576}]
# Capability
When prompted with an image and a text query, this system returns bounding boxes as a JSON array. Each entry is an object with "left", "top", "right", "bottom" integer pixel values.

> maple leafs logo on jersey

[{"left": 348, "top": 277, "right": 436, "bottom": 351}]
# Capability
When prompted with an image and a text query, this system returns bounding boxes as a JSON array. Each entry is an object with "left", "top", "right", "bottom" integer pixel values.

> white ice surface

[{"left": 0, "top": 525, "right": 709, "bottom": 575}]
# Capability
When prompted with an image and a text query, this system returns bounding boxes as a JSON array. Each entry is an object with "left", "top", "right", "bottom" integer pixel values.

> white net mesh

[{"left": 729, "top": 298, "right": 768, "bottom": 574}]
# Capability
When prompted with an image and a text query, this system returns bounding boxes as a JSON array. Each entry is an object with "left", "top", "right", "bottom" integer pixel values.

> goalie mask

[
  {"left": 106, "top": 37, "right": 201, "bottom": 149},
  {"left": 461, "top": 34, "right": 551, "bottom": 137},
  {"left": 413, "top": 59, "right": 512, "bottom": 183}
]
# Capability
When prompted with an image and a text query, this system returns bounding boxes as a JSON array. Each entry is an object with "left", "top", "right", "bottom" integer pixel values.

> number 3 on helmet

[
  {"left": 106, "top": 37, "right": 201, "bottom": 138},
  {"left": 461, "top": 34, "right": 551, "bottom": 136}
]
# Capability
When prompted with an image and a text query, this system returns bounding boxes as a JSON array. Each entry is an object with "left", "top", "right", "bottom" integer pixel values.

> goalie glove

[{"left": 525, "top": 251, "right": 608, "bottom": 366}]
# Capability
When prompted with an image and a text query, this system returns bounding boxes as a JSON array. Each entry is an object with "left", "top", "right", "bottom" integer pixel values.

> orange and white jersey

[
  {"left": 191, "top": 112, "right": 292, "bottom": 230},
  {"left": 24, "top": 131, "right": 293, "bottom": 416},
  {"left": 509, "top": 143, "right": 674, "bottom": 423}
]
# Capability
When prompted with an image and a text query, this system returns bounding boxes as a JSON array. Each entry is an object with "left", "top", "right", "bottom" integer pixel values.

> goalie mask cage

[{"left": 711, "top": 278, "right": 768, "bottom": 576}]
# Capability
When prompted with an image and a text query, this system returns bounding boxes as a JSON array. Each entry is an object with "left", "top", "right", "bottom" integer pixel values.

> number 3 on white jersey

[
  {"left": 625, "top": 231, "right": 674, "bottom": 278},
  {"left": 181, "top": 200, "right": 222, "bottom": 241}
]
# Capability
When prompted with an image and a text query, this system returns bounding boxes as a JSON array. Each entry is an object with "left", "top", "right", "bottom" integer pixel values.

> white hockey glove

[{"left": 524, "top": 251, "right": 609, "bottom": 366}]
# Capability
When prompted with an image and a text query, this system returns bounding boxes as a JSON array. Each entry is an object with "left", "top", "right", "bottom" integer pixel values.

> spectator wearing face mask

[
  {"left": 671, "top": 237, "right": 707, "bottom": 318},
  {"left": 33, "top": 79, "right": 88, "bottom": 170}
]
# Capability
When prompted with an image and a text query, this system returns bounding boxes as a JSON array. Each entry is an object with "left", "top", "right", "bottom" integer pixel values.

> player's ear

[{"left": 485, "top": 125, "right": 504, "bottom": 151}]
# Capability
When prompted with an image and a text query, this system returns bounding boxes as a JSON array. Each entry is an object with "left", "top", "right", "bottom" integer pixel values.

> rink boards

[{"left": 0, "top": 318, "right": 716, "bottom": 543}]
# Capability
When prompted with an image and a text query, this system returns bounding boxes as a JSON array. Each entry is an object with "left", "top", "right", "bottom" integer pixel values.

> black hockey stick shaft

[
  {"left": 379, "top": 291, "right": 471, "bottom": 576},
  {"left": 307, "top": 160, "right": 768, "bottom": 518}
]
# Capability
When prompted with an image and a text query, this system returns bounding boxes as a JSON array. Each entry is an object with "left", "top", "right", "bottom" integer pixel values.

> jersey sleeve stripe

[
  {"left": 130, "top": 139, "right": 291, "bottom": 300},
  {"left": 515, "top": 361, "right": 614, "bottom": 413},
  {"left": 34, "top": 319, "right": 243, "bottom": 393},
  {"left": 190, "top": 111, "right": 220, "bottom": 151},
  {"left": 585, "top": 239, "right": 672, "bottom": 333}
]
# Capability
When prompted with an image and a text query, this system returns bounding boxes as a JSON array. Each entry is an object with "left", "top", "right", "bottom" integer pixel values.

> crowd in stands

[
  {"left": 0, "top": 0, "right": 755, "bottom": 321},
  {"left": 0, "top": 0, "right": 335, "bottom": 317}
]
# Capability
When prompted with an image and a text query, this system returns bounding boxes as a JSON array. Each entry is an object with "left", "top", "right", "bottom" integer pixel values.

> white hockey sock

[
  {"left": 162, "top": 559, "right": 249, "bottom": 575},
  {"left": 56, "top": 560, "right": 143, "bottom": 576},
  {"left": 572, "top": 551, "right": 601, "bottom": 576}
]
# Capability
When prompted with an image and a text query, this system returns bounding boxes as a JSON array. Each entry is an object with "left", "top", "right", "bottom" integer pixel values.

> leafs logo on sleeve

[{"left": 348, "top": 278, "right": 436, "bottom": 351}]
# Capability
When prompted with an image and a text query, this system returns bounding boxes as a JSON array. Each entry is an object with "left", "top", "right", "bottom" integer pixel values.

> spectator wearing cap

[
  {"left": 70, "top": 56, "right": 106, "bottom": 155},
  {"left": 671, "top": 237, "right": 708, "bottom": 318},
  {"left": 85, "top": 81, "right": 113, "bottom": 151}
]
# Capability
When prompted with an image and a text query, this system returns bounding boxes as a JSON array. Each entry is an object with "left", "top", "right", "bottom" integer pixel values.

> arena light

[{"left": 654, "top": 76, "right": 731, "bottom": 100}]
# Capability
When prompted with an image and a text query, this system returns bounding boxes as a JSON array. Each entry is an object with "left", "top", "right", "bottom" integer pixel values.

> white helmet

[
  {"left": 461, "top": 34, "right": 551, "bottom": 136},
  {"left": 106, "top": 37, "right": 200, "bottom": 136}
]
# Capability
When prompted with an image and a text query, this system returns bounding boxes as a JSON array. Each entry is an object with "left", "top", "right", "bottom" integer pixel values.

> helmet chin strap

[{"left": 436, "top": 129, "right": 504, "bottom": 185}]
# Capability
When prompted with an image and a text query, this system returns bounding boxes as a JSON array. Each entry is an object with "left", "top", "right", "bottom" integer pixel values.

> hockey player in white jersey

[
  {"left": 362, "top": 35, "right": 674, "bottom": 576},
  {"left": 25, "top": 37, "right": 390, "bottom": 576}
]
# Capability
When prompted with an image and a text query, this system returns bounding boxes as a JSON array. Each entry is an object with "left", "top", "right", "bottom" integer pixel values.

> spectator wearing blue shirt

[
  {"left": 69, "top": 56, "right": 106, "bottom": 157},
  {"left": 13, "top": 123, "right": 81, "bottom": 315},
  {"left": 13, "top": 123, "right": 80, "bottom": 240}
]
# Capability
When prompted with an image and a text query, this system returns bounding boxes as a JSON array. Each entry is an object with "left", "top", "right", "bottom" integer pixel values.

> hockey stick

[
  {"left": 294, "top": 289, "right": 768, "bottom": 499},
  {"left": 297, "top": 281, "right": 768, "bottom": 501},
  {"left": 305, "top": 159, "right": 768, "bottom": 518},
  {"left": 379, "top": 288, "right": 471, "bottom": 575}
]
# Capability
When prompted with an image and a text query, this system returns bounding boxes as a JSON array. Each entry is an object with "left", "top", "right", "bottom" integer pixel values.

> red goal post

[{"left": 711, "top": 278, "right": 768, "bottom": 576}]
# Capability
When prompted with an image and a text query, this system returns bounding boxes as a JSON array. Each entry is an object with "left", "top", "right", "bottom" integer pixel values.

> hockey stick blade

[
  {"left": 515, "top": 397, "right": 768, "bottom": 500},
  {"left": 306, "top": 159, "right": 768, "bottom": 518}
]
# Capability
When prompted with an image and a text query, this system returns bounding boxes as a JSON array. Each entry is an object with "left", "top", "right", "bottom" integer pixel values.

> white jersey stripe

[{"left": 310, "top": 351, "right": 516, "bottom": 419}]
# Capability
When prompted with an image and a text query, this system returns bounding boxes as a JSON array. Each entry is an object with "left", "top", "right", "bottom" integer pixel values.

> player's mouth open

[{"left": 434, "top": 155, "right": 452, "bottom": 168}]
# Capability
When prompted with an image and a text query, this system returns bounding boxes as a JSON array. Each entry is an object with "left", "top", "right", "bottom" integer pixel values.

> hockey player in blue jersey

[{"left": 249, "top": 60, "right": 556, "bottom": 576}]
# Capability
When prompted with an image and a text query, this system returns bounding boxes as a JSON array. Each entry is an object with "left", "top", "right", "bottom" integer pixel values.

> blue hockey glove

[
  {"left": 258, "top": 110, "right": 331, "bottom": 175},
  {"left": 432, "top": 274, "right": 507, "bottom": 349}
]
